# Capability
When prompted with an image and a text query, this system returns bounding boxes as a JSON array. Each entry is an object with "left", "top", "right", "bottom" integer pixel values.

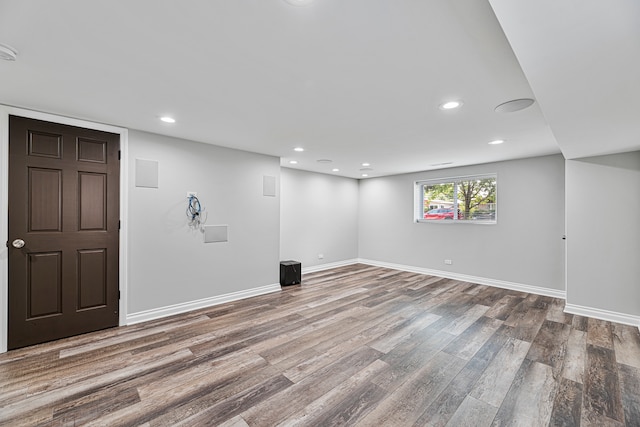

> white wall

[
  {"left": 280, "top": 168, "right": 359, "bottom": 269},
  {"left": 358, "top": 155, "right": 566, "bottom": 292},
  {"left": 566, "top": 152, "right": 640, "bottom": 318},
  {"left": 127, "top": 130, "right": 280, "bottom": 315}
]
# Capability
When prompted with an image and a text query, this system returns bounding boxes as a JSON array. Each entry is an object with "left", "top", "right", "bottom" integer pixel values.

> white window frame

[{"left": 414, "top": 173, "right": 497, "bottom": 224}]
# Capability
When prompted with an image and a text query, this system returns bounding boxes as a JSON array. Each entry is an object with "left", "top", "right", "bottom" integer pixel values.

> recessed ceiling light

[
  {"left": 332, "top": 168, "right": 340, "bottom": 172},
  {"left": 361, "top": 174, "right": 369, "bottom": 177},
  {"left": 284, "top": 0, "right": 314, "bottom": 5},
  {"left": 495, "top": 98, "right": 535, "bottom": 113},
  {"left": 0, "top": 43, "right": 17, "bottom": 61},
  {"left": 488, "top": 139, "right": 505, "bottom": 145},
  {"left": 294, "top": 147, "right": 304, "bottom": 152},
  {"left": 289, "top": 160, "right": 298, "bottom": 164},
  {"left": 160, "top": 116, "right": 176, "bottom": 123},
  {"left": 361, "top": 163, "right": 370, "bottom": 167},
  {"left": 440, "top": 100, "right": 463, "bottom": 110}
]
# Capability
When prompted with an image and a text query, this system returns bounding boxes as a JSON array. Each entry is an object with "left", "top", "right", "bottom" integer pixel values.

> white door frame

[{"left": 0, "top": 105, "right": 129, "bottom": 353}]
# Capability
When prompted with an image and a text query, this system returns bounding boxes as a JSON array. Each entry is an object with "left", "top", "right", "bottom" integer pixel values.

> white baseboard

[
  {"left": 564, "top": 303, "right": 640, "bottom": 328},
  {"left": 357, "top": 259, "right": 640, "bottom": 329},
  {"left": 357, "top": 258, "right": 566, "bottom": 299},
  {"left": 126, "top": 283, "right": 281, "bottom": 325},
  {"left": 125, "top": 262, "right": 640, "bottom": 331},
  {"left": 301, "top": 259, "right": 359, "bottom": 274}
]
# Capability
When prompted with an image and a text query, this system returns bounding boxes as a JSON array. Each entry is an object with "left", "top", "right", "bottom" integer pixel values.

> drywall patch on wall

[
  {"left": 204, "top": 225, "right": 228, "bottom": 243},
  {"left": 135, "top": 158, "right": 158, "bottom": 188},
  {"left": 263, "top": 175, "right": 276, "bottom": 197}
]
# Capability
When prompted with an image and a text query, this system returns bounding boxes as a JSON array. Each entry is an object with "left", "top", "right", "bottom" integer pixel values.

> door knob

[{"left": 12, "top": 239, "right": 25, "bottom": 248}]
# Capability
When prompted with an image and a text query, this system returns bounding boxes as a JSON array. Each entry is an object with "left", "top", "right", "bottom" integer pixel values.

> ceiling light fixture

[
  {"left": 494, "top": 98, "right": 535, "bottom": 113},
  {"left": 361, "top": 174, "right": 369, "bottom": 177},
  {"left": 160, "top": 116, "right": 176, "bottom": 123},
  {"left": 0, "top": 43, "right": 17, "bottom": 61},
  {"left": 488, "top": 139, "right": 505, "bottom": 145},
  {"left": 289, "top": 160, "right": 298, "bottom": 164},
  {"left": 361, "top": 163, "right": 370, "bottom": 167},
  {"left": 439, "top": 100, "right": 463, "bottom": 110},
  {"left": 294, "top": 147, "right": 304, "bottom": 152},
  {"left": 332, "top": 168, "right": 340, "bottom": 172},
  {"left": 283, "top": 0, "right": 314, "bottom": 5}
]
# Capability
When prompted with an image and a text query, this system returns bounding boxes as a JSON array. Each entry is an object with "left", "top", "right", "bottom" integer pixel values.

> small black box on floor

[{"left": 280, "top": 260, "right": 301, "bottom": 286}]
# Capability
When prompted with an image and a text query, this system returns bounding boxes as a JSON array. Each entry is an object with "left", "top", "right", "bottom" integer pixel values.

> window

[{"left": 415, "top": 174, "right": 497, "bottom": 223}]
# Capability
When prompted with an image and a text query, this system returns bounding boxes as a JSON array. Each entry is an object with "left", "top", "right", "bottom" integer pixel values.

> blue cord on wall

[{"left": 187, "top": 195, "right": 202, "bottom": 225}]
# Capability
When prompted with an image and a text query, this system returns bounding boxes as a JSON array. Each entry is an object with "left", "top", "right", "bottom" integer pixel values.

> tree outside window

[{"left": 418, "top": 175, "right": 497, "bottom": 222}]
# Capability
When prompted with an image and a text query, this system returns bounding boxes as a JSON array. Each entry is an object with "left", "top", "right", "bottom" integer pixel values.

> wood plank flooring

[{"left": 1, "top": 264, "right": 639, "bottom": 426}]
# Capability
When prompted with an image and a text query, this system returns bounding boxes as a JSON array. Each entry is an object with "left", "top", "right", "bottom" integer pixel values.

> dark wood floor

[{"left": 1, "top": 264, "right": 639, "bottom": 426}]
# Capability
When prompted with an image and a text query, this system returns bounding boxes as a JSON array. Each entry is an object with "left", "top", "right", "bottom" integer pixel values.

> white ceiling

[
  {"left": 489, "top": 0, "right": 640, "bottom": 161},
  {"left": 0, "top": 0, "right": 637, "bottom": 179}
]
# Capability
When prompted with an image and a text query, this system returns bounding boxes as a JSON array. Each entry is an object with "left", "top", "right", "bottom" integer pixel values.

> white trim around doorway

[{"left": 0, "top": 105, "right": 129, "bottom": 353}]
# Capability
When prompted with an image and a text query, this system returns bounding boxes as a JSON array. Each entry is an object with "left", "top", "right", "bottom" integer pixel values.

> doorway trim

[{"left": 0, "top": 105, "right": 129, "bottom": 353}]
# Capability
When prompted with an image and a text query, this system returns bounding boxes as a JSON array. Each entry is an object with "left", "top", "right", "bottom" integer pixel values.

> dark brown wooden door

[{"left": 7, "top": 116, "right": 120, "bottom": 350}]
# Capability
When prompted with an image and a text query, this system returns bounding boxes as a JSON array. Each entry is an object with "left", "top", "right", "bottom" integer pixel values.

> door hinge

[
  {"left": 118, "top": 291, "right": 121, "bottom": 300},
  {"left": 118, "top": 220, "right": 121, "bottom": 230},
  {"left": 118, "top": 150, "right": 121, "bottom": 160}
]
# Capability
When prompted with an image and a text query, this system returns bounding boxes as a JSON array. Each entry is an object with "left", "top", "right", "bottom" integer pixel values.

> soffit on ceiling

[{"left": 490, "top": 0, "right": 640, "bottom": 160}]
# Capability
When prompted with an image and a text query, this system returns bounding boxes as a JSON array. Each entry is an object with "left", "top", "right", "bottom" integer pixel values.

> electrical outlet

[
  {"left": 444, "top": 259, "right": 452, "bottom": 265},
  {"left": 187, "top": 191, "right": 197, "bottom": 197},
  {"left": 318, "top": 254, "right": 324, "bottom": 260}
]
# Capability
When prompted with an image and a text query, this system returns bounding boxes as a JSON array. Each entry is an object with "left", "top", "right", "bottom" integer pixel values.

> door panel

[
  {"left": 79, "top": 172, "right": 107, "bottom": 230},
  {"left": 29, "top": 168, "right": 63, "bottom": 232},
  {"left": 77, "top": 138, "right": 106, "bottom": 163},
  {"left": 77, "top": 249, "right": 107, "bottom": 310},
  {"left": 27, "top": 252, "right": 62, "bottom": 319},
  {"left": 28, "top": 131, "right": 62, "bottom": 159},
  {"left": 8, "top": 115, "right": 120, "bottom": 350}
]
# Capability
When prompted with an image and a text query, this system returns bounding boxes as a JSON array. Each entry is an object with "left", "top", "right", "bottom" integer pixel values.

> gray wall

[
  {"left": 127, "top": 130, "right": 280, "bottom": 314},
  {"left": 280, "top": 168, "right": 359, "bottom": 269},
  {"left": 566, "top": 152, "right": 640, "bottom": 316},
  {"left": 358, "top": 154, "right": 566, "bottom": 291}
]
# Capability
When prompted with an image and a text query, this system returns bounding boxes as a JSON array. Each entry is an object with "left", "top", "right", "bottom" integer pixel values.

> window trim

[{"left": 414, "top": 173, "right": 497, "bottom": 224}]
